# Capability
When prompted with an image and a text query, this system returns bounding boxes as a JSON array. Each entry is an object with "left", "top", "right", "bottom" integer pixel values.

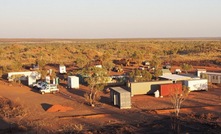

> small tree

[
  {"left": 81, "top": 67, "right": 108, "bottom": 107},
  {"left": 101, "top": 52, "right": 115, "bottom": 72},
  {"left": 39, "top": 69, "right": 48, "bottom": 81},
  {"left": 170, "top": 86, "right": 190, "bottom": 117},
  {"left": 129, "top": 69, "right": 152, "bottom": 82},
  {"left": 170, "top": 86, "right": 189, "bottom": 133},
  {"left": 140, "top": 70, "right": 152, "bottom": 81},
  {"left": 150, "top": 55, "right": 162, "bottom": 70},
  {"left": 36, "top": 59, "right": 47, "bottom": 70},
  {"left": 50, "top": 69, "right": 57, "bottom": 80},
  {"left": 75, "top": 57, "right": 89, "bottom": 69},
  {"left": 128, "top": 69, "right": 141, "bottom": 82},
  {"left": 181, "top": 63, "right": 192, "bottom": 74},
  {"left": 103, "top": 61, "right": 115, "bottom": 73},
  {"left": 154, "top": 69, "right": 163, "bottom": 80},
  {"left": 131, "top": 51, "right": 143, "bottom": 65}
]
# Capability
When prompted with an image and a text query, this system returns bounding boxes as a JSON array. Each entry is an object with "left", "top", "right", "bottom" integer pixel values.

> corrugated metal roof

[
  {"left": 184, "top": 78, "right": 207, "bottom": 82},
  {"left": 110, "top": 87, "right": 130, "bottom": 93},
  {"left": 205, "top": 72, "right": 221, "bottom": 75},
  {"left": 159, "top": 74, "right": 192, "bottom": 81}
]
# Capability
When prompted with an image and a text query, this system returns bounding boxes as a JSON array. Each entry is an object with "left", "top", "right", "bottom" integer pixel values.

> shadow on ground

[{"left": 41, "top": 103, "right": 53, "bottom": 111}]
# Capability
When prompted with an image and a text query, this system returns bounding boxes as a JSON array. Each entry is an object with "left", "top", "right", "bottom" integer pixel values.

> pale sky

[{"left": 0, "top": 0, "right": 221, "bottom": 38}]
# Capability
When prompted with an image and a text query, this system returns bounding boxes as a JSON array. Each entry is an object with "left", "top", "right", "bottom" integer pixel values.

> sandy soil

[{"left": 0, "top": 65, "right": 221, "bottom": 133}]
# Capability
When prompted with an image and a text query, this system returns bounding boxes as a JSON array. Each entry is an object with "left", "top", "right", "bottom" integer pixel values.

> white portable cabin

[
  {"left": 68, "top": 76, "right": 79, "bottom": 89},
  {"left": 8, "top": 71, "right": 40, "bottom": 82},
  {"left": 183, "top": 79, "right": 208, "bottom": 91},
  {"left": 59, "top": 65, "right": 67, "bottom": 74},
  {"left": 205, "top": 72, "right": 221, "bottom": 84},
  {"left": 45, "top": 76, "right": 50, "bottom": 84},
  {"left": 196, "top": 69, "right": 206, "bottom": 77},
  {"left": 28, "top": 76, "right": 37, "bottom": 86}
]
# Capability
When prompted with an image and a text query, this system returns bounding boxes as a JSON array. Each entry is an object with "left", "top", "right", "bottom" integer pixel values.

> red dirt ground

[
  {"left": 46, "top": 104, "right": 73, "bottom": 112},
  {"left": 0, "top": 65, "right": 221, "bottom": 133}
]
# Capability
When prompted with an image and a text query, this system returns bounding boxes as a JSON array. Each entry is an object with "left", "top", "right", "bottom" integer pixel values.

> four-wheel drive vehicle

[
  {"left": 33, "top": 81, "right": 47, "bottom": 89},
  {"left": 40, "top": 84, "right": 59, "bottom": 94}
]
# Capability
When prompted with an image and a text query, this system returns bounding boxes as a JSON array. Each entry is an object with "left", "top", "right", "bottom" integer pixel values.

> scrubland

[
  {"left": 0, "top": 38, "right": 220, "bottom": 70},
  {"left": 0, "top": 38, "right": 221, "bottom": 133}
]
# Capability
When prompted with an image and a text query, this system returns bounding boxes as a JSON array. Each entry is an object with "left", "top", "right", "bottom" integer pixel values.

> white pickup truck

[{"left": 40, "top": 84, "right": 59, "bottom": 94}]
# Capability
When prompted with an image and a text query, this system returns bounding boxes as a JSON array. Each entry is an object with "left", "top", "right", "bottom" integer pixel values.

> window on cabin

[{"left": 213, "top": 76, "right": 215, "bottom": 79}]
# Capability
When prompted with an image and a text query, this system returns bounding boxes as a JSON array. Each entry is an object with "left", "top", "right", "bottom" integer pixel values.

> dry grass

[
  {"left": 60, "top": 123, "right": 84, "bottom": 134},
  {"left": 0, "top": 39, "right": 220, "bottom": 72},
  {"left": 0, "top": 96, "right": 26, "bottom": 118}
]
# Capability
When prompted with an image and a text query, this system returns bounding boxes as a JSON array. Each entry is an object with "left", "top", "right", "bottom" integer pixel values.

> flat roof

[
  {"left": 197, "top": 69, "right": 206, "bottom": 71},
  {"left": 159, "top": 74, "right": 193, "bottom": 81},
  {"left": 110, "top": 87, "right": 130, "bottom": 93},
  {"left": 205, "top": 72, "right": 221, "bottom": 75},
  {"left": 68, "top": 76, "right": 78, "bottom": 78}
]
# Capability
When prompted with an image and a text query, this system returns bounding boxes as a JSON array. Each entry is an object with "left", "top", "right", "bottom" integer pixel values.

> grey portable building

[
  {"left": 110, "top": 87, "right": 131, "bottom": 109},
  {"left": 205, "top": 72, "right": 221, "bottom": 84},
  {"left": 127, "top": 80, "right": 173, "bottom": 96}
]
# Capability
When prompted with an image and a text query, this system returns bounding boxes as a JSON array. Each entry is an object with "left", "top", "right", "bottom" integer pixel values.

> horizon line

[{"left": 0, "top": 36, "right": 221, "bottom": 40}]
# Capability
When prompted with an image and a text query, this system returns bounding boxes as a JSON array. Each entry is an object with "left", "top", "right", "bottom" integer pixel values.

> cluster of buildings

[
  {"left": 6, "top": 64, "right": 221, "bottom": 109},
  {"left": 110, "top": 69, "right": 221, "bottom": 109}
]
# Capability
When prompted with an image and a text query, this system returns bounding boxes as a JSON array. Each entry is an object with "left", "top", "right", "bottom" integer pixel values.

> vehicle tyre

[{"left": 41, "top": 92, "right": 45, "bottom": 95}]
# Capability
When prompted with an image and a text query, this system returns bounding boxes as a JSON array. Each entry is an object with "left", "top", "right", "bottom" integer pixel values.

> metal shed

[
  {"left": 68, "top": 76, "right": 79, "bottom": 89},
  {"left": 127, "top": 80, "right": 173, "bottom": 96},
  {"left": 159, "top": 74, "right": 193, "bottom": 82},
  {"left": 110, "top": 87, "right": 131, "bottom": 109},
  {"left": 160, "top": 83, "right": 183, "bottom": 97}
]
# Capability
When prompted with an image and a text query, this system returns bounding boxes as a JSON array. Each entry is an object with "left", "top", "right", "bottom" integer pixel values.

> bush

[
  {"left": 0, "top": 96, "right": 26, "bottom": 118},
  {"left": 61, "top": 124, "right": 84, "bottom": 134}
]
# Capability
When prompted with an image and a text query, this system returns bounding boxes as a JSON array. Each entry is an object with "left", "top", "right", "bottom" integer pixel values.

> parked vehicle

[
  {"left": 40, "top": 84, "right": 59, "bottom": 94},
  {"left": 138, "top": 66, "right": 145, "bottom": 70},
  {"left": 174, "top": 69, "right": 182, "bottom": 74},
  {"left": 142, "top": 61, "right": 150, "bottom": 66},
  {"left": 33, "top": 81, "right": 47, "bottom": 89}
]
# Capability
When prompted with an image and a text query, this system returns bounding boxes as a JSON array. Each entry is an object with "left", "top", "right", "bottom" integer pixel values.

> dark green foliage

[
  {"left": 129, "top": 69, "right": 152, "bottom": 82},
  {"left": 0, "top": 39, "right": 220, "bottom": 70},
  {"left": 181, "top": 63, "right": 193, "bottom": 74},
  {"left": 80, "top": 67, "right": 108, "bottom": 106}
]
